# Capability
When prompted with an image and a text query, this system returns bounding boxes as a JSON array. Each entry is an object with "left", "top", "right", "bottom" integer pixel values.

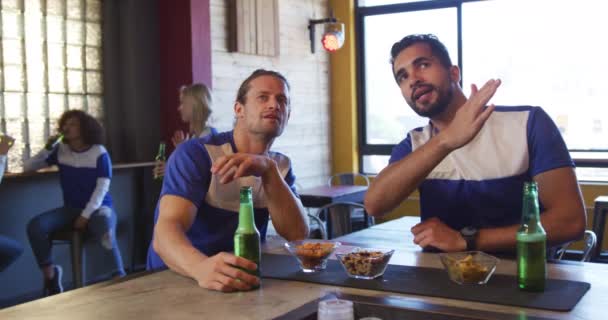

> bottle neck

[
  {"left": 522, "top": 193, "right": 541, "bottom": 224},
  {"left": 237, "top": 193, "right": 256, "bottom": 233},
  {"left": 156, "top": 144, "right": 166, "bottom": 160},
  {"left": 520, "top": 184, "right": 545, "bottom": 234}
]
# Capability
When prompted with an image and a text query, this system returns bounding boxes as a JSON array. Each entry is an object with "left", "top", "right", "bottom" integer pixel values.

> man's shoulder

[
  {"left": 492, "top": 105, "right": 543, "bottom": 115},
  {"left": 186, "top": 130, "right": 232, "bottom": 147},
  {"left": 268, "top": 150, "right": 292, "bottom": 170},
  {"left": 177, "top": 131, "right": 232, "bottom": 157}
]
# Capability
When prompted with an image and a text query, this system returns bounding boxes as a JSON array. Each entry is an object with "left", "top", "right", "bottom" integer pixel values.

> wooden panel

[
  {"left": 228, "top": 0, "right": 279, "bottom": 56},
  {"left": 233, "top": 0, "right": 256, "bottom": 54},
  {"left": 255, "top": 0, "right": 279, "bottom": 56}
]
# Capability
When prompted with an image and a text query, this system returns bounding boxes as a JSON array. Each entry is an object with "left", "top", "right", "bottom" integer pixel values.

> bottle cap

[{"left": 318, "top": 299, "right": 354, "bottom": 320}]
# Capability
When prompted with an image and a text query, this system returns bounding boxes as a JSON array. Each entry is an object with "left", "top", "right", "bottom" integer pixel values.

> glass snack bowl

[
  {"left": 439, "top": 251, "right": 499, "bottom": 285},
  {"left": 336, "top": 248, "right": 395, "bottom": 279},
  {"left": 284, "top": 240, "right": 341, "bottom": 273}
]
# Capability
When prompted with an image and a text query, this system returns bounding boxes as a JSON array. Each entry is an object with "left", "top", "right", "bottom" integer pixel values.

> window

[
  {"left": 357, "top": 0, "right": 608, "bottom": 181},
  {"left": 0, "top": 0, "right": 103, "bottom": 171}
]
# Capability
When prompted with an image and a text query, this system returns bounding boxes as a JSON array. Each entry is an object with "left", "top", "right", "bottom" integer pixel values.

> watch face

[{"left": 461, "top": 226, "right": 477, "bottom": 236}]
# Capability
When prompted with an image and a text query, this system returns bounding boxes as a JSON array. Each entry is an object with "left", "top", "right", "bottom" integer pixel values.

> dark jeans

[
  {"left": 0, "top": 235, "right": 23, "bottom": 272},
  {"left": 27, "top": 206, "right": 125, "bottom": 276}
]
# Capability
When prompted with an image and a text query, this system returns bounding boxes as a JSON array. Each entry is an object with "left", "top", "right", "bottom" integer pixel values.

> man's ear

[
  {"left": 234, "top": 102, "right": 244, "bottom": 118},
  {"left": 449, "top": 65, "right": 461, "bottom": 83}
]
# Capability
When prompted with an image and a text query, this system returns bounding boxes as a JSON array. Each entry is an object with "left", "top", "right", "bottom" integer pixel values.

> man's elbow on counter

[
  {"left": 364, "top": 196, "right": 386, "bottom": 218},
  {"left": 555, "top": 208, "right": 587, "bottom": 245},
  {"left": 569, "top": 211, "right": 587, "bottom": 242},
  {"left": 296, "top": 224, "right": 309, "bottom": 241},
  {"left": 152, "top": 235, "right": 162, "bottom": 255}
]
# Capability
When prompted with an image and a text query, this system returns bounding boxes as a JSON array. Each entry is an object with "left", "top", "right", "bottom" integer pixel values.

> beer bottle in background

[
  {"left": 45, "top": 133, "right": 64, "bottom": 151},
  {"left": 517, "top": 181, "right": 546, "bottom": 292},
  {"left": 153, "top": 142, "right": 166, "bottom": 180},
  {"left": 234, "top": 186, "right": 261, "bottom": 289}
]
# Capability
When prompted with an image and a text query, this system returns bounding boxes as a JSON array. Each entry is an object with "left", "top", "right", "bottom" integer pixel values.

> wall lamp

[{"left": 308, "top": 11, "right": 344, "bottom": 53}]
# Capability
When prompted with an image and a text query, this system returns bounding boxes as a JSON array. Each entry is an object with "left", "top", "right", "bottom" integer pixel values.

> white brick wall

[{"left": 209, "top": 0, "right": 331, "bottom": 188}]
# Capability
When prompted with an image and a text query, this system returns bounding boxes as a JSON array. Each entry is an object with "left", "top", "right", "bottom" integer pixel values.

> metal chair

[
  {"left": 327, "top": 173, "right": 370, "bottom": 187},
  {"left": 591, "top": 196, "right": 608, "bottom": 261},
  {"left": 555, "top": 230, "right": 597, "bottom": 262},
  {"left": 293, "top": 182, "right": 326, "bottom": 239},
  {"left": 313, "top": 201, "right": 374, "bottom": 239},
  {"left": 326, "top": 173, "right": 370, "bottom": 233}
]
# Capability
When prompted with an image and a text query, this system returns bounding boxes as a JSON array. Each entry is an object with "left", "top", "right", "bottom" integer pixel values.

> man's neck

[
  {"left": 429, "top": 89, "right": 467, "bottom": 131},
  {"left": 233, "top": 124, "right": 274, "bottom": 155}
]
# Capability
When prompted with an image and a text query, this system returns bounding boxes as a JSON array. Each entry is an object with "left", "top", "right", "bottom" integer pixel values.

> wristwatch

[{"left": 460, "top": 226, "right": 478, "bottom": 251}]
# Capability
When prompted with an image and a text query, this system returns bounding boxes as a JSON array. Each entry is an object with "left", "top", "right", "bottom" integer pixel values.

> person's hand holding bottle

[
  {"left": 0, "top": 134, "right": 15, "bottom": 155},
  {"left": 152, "top": 142, "right": 167, "bottom": 180},
  {"left": 44, "top": 133, "right": 64, "bottom": 151}
]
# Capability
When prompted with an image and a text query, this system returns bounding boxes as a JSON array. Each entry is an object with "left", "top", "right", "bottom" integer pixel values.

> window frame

[{"left": 355, "top": 0, "right": 608, "bottom": 176}]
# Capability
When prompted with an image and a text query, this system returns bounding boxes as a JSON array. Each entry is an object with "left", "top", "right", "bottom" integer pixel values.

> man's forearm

[
  {"left": 365, "top": 135, "right": 453, "bottom": 217},
  {"left": 262, "top": 165, "right": 308, "bottom": 240},
  {"left": 153, "top": 222, "right": 208, "bottom": 277},
  {"left": 476, "top": 225, "right": 518, "bottom": 252},
  {"left": 475, "top": 207, "right": 585, "bottom": 252}
]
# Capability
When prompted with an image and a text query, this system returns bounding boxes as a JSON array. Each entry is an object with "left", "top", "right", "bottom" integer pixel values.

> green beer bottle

[
  {"left": 234, "top": 186, "right": 261, "bottom": 289},
  {"left": 153, "top": 142, "right": 166, "bottom": 180},
  {"left": 517, "top": 181, "right": 546, "bottom": 292},
  {"left": 45, "top": 133, "right": 64, "bottom": 151}
]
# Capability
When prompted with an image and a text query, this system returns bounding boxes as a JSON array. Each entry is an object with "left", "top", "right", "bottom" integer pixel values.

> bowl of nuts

[
  {"left": 284, "top": 240, "right": 341, "bottom": 273},
  {"left": 439, "top": 251, "right": 499, "bottom": 285},
  {"left": 335, "top": 248, "right": 394, "bottom": 279}
]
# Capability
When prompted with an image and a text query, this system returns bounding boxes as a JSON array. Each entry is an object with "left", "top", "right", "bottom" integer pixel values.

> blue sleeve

[
  {"left": 284, "top": 166, "right": 298, "bottom": 196},
  {"left": 46, "top": 148, "right": 59, "bottom": 166},
  {"left": 96, "top": 152, "right": 112, "bottom": 178},
  {"left": 161, "top": 140, "right": 211, "bottom": 207},
  {"left": 527, "top": 107, "right": 574, "bottom": 176},
  {"left": 389, "top": 134, "right": 413, "bottom": 164},
  {"left": 209, "top": 127, "right": 219, "bottom": 135}
]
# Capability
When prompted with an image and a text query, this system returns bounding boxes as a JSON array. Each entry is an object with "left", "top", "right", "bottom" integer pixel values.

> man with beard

[
  {"left": 147, "top": 69, "right": 308, "bottom": 292},
  {"left": 365, "top": 34, "right": 585, "bottom": 254}
]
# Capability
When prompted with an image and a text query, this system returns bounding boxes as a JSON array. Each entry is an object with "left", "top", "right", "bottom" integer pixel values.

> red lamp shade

[{"left": 321, "top": 22, "right": 344, "bottom": 52}]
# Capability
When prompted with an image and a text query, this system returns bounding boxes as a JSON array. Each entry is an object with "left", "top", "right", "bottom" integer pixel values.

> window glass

[
  {"left": 1, "top": 0, "right": 103, "bottom": 171},
  {"left": 462, "top": 0, "right": 608, "bottom": 151},
  {"left": 363, "top": 8, "right": 458, "bottom": 146}
]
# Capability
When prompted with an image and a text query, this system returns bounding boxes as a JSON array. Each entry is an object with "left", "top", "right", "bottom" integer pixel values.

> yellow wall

[
  {"left": 329, "top": 0, "right": 358, "bottom": 174},
  {"left": 328, "top": 0, "right": 608, "bottom": 250}
]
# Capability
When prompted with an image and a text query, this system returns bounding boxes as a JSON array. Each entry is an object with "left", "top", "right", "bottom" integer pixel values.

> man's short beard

[{"left": 410, "top": 86, "right": 453, "bottom": 118}]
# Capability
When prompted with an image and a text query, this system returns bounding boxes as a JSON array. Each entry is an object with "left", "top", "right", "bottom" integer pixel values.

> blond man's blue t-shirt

[{"left": 146, "top": 131, "right": 297, "bottom": 270}]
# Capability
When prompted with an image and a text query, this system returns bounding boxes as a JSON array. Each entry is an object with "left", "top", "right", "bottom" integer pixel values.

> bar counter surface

[
  {"left": 2, "top": 161, "right": 156, "bottom": 179},
  {"left": 1, "top": 217, "right": 607, "bottom": 319}
]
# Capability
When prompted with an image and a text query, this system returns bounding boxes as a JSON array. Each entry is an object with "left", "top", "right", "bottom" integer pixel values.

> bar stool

[
  {"left": 592, "top": 196, "right": 608, "bottom": 262},
  {"left": 51, "top": 230, "right": 85, "bottom": 288}
]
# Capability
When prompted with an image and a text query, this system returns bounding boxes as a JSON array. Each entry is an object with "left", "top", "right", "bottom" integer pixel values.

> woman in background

[
  {"left": 153, "top": 83, "right": 216, "bottom": 178},
  {"left": 24, "top": 110, "right": 125, "bottom": 296}
]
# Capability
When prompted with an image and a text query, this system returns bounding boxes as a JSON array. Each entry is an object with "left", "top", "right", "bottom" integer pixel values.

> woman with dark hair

[{"left": 24, "top": 110, "right": 125, "bottom": 296}]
